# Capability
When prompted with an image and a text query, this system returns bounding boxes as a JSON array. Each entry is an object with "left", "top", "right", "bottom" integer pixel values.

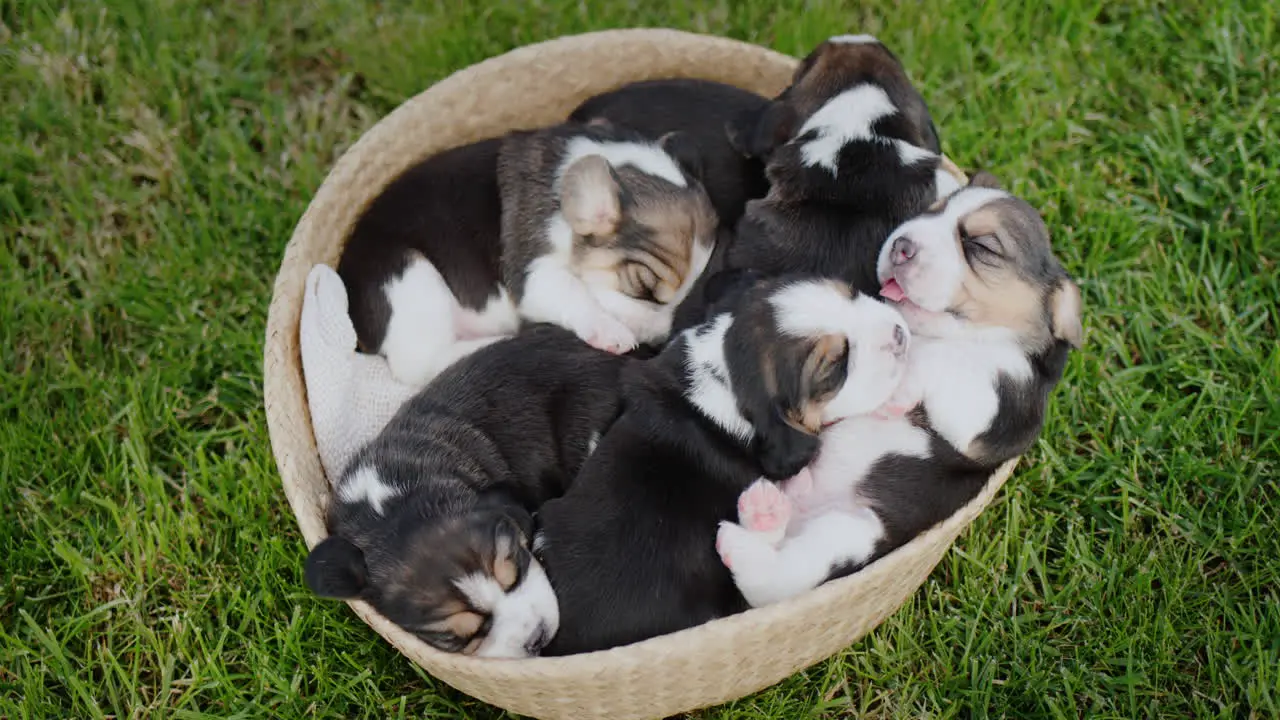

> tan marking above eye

[{"left": 426, "top": 610, "right": 486, "bottom": 639}]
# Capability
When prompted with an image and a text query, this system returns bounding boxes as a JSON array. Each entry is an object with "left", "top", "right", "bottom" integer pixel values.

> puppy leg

[
  {"left": 381, "top": 256, "right": 467, "bottom": 386},
  {"left": 521, "top": 258, "right": 638, "bottom": 353},
  {"left": 719, "top": 507, "right": 884, "bottom": 607}
]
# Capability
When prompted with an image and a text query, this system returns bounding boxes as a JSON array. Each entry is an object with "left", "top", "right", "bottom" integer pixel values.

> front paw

[
  {"left": 737, "top": 479, "right": 791, "bottom": 546},
  {"left": 716, "top": 520, "right": 779, "bottom": 576},
  {"left": 577, "top": 314, "right": 638, "bottom": 354}
]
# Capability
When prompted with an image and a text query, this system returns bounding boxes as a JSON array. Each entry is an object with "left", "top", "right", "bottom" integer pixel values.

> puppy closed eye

[
  {"left": 421, "top": 611, "right": 492, "bottom": 652},
  {"left": 959, "top": 227, "right": 1004, "bottom": 265},
  {"left": 621, "top": 261, "right": 660, "bottom": 302}
]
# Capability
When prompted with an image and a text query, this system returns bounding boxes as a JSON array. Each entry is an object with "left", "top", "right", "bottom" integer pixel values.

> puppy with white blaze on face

[
  {"left": 304, "top": 324, "right": 632, "bottom": 658},
  {"left": 533, "top": 274, "right": 910, "bottom": 656},
  {"left": 716, "top": 174, "right": 1084, "bottom": 609}
]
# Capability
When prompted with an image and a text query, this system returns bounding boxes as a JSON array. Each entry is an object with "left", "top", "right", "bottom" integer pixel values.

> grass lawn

[{"left": 3, "top": 0, "right": 1277, "bottom": 717}]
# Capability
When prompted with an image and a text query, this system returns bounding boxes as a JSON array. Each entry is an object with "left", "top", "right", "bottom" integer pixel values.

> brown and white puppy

[
  {"left": 336, "top": 123, "right": 716, "bottom": 388},
  {"left": 715, "top": 176, "right": 1084, "bottom": 608},
  {"left": 533, "top": 274, "right": 911, "bottom": 655},
  {"left": 722, "top": 34, "right": 959, "bottom": 297},
  {"left": 498, "top": 122, "right": 718, "bottom": 357},
  {"left": 304, "top": 324, "right": 631, "bottom": 658}
]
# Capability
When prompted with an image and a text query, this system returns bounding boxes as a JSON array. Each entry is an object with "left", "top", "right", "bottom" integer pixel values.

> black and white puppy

[
  {"left": 337, "top": 123, "right": 716, "bottom": 387},
  {"left": 304, "top": 324, "right": 630, "bottom": 658},
  {"left": 533, "top": 275, "right": 911, "bottom": 655},
  {"left": 715, "top": 176, "right": 1085, "bottom": 607},
  {"left": 724, "top": 34, "right": 959, "bottom": 296}
]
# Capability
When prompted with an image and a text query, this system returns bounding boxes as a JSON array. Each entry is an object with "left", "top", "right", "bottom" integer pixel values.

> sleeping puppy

[
  {"left": 568, "top": 80, "right": 772, "bottom": 334},
  {"left": 724, "top": 34, "right": 959, "bottom": 296},
  {"left": 534, "top": 275, "right": 912, "bottom": 655},
  {"left": 337, "top": 123, "right": 716, "bottom": 387},
  {"left": 303, "top": 324, "right": 630, "bottom": 658},
  {"left": 715, "top": 176, "right": 1085, "bottom": 608},
  {"left": 498, "top": 122, "right": 718, "bottom": 357}
]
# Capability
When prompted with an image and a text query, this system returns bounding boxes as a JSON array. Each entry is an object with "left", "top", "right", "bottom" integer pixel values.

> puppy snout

[
  {"left": 524, "top": 623, "right": 552, "bottom": 656},
  {"left": 891, "top": 237, "right": 916, "bottom": 266}
]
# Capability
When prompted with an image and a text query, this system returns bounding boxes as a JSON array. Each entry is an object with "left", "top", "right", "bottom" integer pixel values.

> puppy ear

[
  {"left": 726, "top": 102, "right": 797, "bottom": 159},
  {"left": 560, "top": 154, "right": 622, "bottom": 237},
  {"left": 753, "top": 405, "right": 821, "bottom": 480},
  {"left": 658, "top": 131, "right": 704, "bottom": 185},
  {"left": 968, "top": 171, "right": 1003, "bottom": 190},
  {"left": 304, "top": 536, "right": 368, "bottom": 599},
  {"left": 1050, "top": 279, "right": 1084, "bottom": 348}
]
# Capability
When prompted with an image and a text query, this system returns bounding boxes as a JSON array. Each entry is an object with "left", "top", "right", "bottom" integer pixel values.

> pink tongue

[{"left": 880, "top": 278, "right": 907, "bottom": 302}]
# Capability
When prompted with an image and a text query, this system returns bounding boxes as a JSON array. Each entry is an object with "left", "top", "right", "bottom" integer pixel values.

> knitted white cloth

[{"left": 300, "top": 264, "right": 420, "bottom": 484}]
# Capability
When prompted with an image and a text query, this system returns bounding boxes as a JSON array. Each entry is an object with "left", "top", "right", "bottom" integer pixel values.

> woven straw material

[{"left": 263, "top": 28, "right": 1017, "bottom": 720}]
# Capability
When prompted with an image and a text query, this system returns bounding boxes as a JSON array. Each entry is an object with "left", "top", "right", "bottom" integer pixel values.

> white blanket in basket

[{"left": 300, "top": 264, "right": 419, "bottom": 482}]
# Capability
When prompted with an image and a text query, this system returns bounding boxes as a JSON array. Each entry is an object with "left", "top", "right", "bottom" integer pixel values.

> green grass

[{"left": 2, "top": 0, "right": 1277, "bottom": 717}]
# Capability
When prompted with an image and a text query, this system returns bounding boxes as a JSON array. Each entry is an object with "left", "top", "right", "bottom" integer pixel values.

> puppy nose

[
  {"left": 891, "top": 237, "right": 916, "bottom": 266},
  {"left": 524, "top": 623, "right": 551, "bottom": 655}
]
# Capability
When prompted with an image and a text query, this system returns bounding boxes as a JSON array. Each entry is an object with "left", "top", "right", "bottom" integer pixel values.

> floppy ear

[
  {"left": 726, "top": 102, "right": 797, "bottom": 159},
  {"left": 304, "top": 536, "right": 368, "bottom": 599},
  {"left": 753, "top": 405, "right": 822, "bottom": 480},
  {"left": 658, "top": 131, "right": 704, "bottom": 185},
  {"left": 560, "top": 154, "right": 622, "bottom": 237},
  {"left": 1050, "top": 279, "right": 1084, "bottom": 348},
  {"left": 968, "top": 171, "right": 1003, "bottom": 189}
]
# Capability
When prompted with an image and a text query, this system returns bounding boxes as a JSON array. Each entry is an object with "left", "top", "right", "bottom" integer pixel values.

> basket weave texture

[{"left": 263, "top": 28, "right": 1016, "bottom": 720}]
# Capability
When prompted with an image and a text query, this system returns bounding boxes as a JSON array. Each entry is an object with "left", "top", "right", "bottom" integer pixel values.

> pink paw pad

[{"left": 737, "top": 480, "right": 791, "bottom": 535}]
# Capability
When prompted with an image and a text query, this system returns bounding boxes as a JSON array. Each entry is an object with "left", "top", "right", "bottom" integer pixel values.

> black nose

[
  {"left": 891, "top": 237, "right": 916, "bottom": 266},
  {"left": 524, "top": 623, "right": 551, "bottom": 655}
]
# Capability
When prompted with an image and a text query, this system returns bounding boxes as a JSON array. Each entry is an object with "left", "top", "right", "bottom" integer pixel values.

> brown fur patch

[
  {"left": 1050, "top": 280, "right": 1084, "bottom": 348},
  {"left": 786, "top": 333, "right": 848, "bottom": 433},
  {"left": 426, "top": 609, "right": 485, "bottom": 639}
]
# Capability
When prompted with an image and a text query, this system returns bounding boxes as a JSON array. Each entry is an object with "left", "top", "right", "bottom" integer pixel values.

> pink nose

[{"left": 891, "top": 237, "right": 916, "bottom": 266}]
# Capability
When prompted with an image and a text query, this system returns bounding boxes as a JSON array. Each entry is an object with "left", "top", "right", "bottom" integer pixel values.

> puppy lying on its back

[
  {"left": 716, "top": 176, "right": 1084, "bottom": 607},
  {"left": 725, "top": 35, "right": 958, "bottom": 296},
  {"left": 338, "top": 122, "right": 717, "bottom": 387},
  {"left": 304, "top": 324, "right": 630, "bottom": 658},
  {"left": 535, "top": 274, "right": 911, "bottom": 655}
]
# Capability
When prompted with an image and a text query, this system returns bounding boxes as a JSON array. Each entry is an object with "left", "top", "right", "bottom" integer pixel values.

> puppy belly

[{"left": 381, "top": 256, "right": 514, "bottom": 386}]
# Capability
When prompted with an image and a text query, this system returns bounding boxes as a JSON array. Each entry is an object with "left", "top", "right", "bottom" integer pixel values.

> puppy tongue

[{"left": 880, "top": 278, "right": 907, "bottom": 302}]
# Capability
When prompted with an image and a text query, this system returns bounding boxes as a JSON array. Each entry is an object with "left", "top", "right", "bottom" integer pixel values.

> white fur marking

[
  {"left": 684, "top": 314, "right": 754, "bottom": 442},
  {"left": 798, "top": 86, "right": 936, "bottom": 175},
  {"left": 560, "top": 137, "right": 687, "bottom": 188},
  {"left": 768, "top": 281, "right": 911, "bottom": 422},
  {"left": 337, "top": 466, "right": 399, "bottom": 515},
  {"left": 828, "top": 34, "right": 880, "bottom": 45},
  {"left": 456, "top": 563, "right": 561, "bottom": 659}
]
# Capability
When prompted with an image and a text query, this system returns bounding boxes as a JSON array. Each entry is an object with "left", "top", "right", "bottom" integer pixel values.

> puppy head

[
  {"left": 727, "top": 35, "right": 939, "bottom": 162},
  {"left": 876, "top": 174, "right": 1084, "bottom": 352},
  {"left": 305, "top": 501, "right": 557, "bottom": 659},
  {"left": 559, "top": 134, "right": 718, "bottom": 340},
  {"left": 709, "top": 277, "right": 910, "bottom": 478}
]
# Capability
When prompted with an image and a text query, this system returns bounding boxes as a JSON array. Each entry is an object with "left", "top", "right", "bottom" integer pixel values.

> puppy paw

[
  {"left": 716, "top": 521, "right": 778, "bottom": 577},
  {"left": 578, "top": 314, "right": 638, "bottom": 355},
  {"left": 737, "top": 479, "right": 791, "bottom": 546}
]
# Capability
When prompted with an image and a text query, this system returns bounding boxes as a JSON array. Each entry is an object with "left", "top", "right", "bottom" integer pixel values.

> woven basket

[{"left": 263, "top": 28, "right": 1017, "bottom": 720}]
